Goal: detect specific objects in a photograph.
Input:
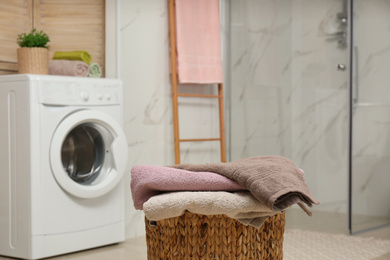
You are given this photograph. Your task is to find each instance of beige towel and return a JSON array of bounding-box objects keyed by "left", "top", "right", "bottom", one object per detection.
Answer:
[
  {"left": 171, "top": 156, "right": 320, "bottom": 216},
  {"left": 49, "top": 60, "right": 90, "bottom": 77},
  {"left": 143, "top": 191, "right": 276, "bottom": 228}
]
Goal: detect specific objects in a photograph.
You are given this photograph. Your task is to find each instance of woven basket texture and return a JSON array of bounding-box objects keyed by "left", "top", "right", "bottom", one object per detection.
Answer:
[
  {"left": 17, "top": 47, "right": 49, "bottom": 75},
  {"left": 145, "top": 211, "right": 286, "bottom": 260}
]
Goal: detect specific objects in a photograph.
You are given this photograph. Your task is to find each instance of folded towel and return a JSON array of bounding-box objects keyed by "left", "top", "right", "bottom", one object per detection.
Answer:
[
  {"left": 49, "top": 60, "right": 90, "bottom": 77},
  {"left": 130, "top": 165, "right": 244, "bottom": 210},
  {"left": 175, "top": 0, "right": 224, "bottom": 83},
  {"left": 88, "top": 62, "right": 102, "bottom": 78},
  {"left": 143, "top": 191, "right": 276, "bottom": 228},
  {"left": 171, "top": 156, "right": 320, "bottom": 216},
  {"left": 53, "top": 51, "right": 92, "bottom": 65}
]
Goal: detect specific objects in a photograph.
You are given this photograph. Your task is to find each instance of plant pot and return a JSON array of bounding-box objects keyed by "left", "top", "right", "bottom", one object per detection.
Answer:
[{"left": 17, "top": 47, "right": 49, "bottom": 75}]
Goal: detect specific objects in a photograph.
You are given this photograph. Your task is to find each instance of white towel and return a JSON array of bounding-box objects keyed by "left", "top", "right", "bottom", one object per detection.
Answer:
[{"left": 143, "top": 191, "right": 277, "bottom": 228}]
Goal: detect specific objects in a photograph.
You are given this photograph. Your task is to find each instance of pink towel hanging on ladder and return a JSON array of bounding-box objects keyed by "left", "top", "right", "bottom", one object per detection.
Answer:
[{"left": 175, "top": 0, "right": 224, "bottom": 84}]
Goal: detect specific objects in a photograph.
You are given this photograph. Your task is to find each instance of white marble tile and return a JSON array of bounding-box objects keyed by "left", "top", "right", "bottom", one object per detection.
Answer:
[
  {"left": 229, "top": 0, "right": 350, "bottom": 217},
  {"left": 119, "top": 0, "right": 223, "bottom": 239},
  {"left": 117, "top": 0, "right": 390, "bottom": 240},
  {"left": 351, "top": 0, "right": 390, "bottom": 219},
  {"left": 228, "top": 0, "right": 390, "bottom": 222}
]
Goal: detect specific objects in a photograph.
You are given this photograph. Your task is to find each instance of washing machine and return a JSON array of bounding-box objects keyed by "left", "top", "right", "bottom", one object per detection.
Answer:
[{"left": 0, "top": 74, "right": 128, "bottom": 259}]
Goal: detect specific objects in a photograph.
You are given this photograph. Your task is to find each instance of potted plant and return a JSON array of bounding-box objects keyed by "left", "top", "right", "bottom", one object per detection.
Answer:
[{"left": 17, "top": 28, "right": 50, "bottom": 74}]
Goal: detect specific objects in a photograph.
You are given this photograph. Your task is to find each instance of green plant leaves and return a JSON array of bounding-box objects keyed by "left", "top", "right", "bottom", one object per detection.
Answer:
[{"left": 17, "top": 28, "right": 50, "bottom": 49}]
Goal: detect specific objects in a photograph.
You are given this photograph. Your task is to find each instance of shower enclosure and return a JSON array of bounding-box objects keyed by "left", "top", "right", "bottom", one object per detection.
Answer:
[{"left": 225, "top": 0, "right": 390, "bottom": 234}]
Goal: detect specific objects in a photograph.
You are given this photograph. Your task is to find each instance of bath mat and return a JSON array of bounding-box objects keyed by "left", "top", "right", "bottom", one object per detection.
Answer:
[{"left": 283, "top": 229, "right": 390, "bottom": 260}]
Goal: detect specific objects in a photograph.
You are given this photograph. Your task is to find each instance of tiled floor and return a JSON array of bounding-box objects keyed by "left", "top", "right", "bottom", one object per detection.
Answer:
[
  {"left": 285, "top": 209, "right": 390, "bottom": 260},
  {"left": 285, "top": 208, "right": 390, "bottom": 238},
  {"left": 1, "top": 210, "right": 389, "bottom": 260}
]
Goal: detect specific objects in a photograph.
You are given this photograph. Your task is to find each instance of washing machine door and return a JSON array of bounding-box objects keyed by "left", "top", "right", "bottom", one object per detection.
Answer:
[{"left": 50, "top": 110, "right": 128, "bottom": 199}]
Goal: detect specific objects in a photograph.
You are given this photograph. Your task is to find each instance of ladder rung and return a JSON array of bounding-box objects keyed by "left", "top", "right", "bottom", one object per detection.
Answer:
[
  {"left": 179, "top": 138, "right": 221, "bottom": 142},
  {"left": 178, "top": 93, "right": 220, "bottom": 98}
]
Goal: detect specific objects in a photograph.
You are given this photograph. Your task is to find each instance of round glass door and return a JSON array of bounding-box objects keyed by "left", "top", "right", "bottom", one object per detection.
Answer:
[
  {"left": 50, "top": 110, "right": 128, "bottom": 199},
  {"left": 61, "top": 123, "right": 108, "bottom": 185}
]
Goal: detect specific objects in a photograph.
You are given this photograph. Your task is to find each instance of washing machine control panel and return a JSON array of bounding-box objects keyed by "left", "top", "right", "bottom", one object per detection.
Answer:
[{"left": 37, "top": 78, "right": 122, "bottom": 106}]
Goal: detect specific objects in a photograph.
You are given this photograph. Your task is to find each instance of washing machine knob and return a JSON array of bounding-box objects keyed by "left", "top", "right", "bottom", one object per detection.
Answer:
[
  {"left": 80, "top": 91, "right": 89, "bottom": 101},
  {"left": 105, "top": 94, "right": 112, "bottom": 101}
]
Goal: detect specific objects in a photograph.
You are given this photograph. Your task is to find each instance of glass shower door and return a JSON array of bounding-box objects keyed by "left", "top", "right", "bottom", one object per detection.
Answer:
[
  {"left": 350, "top": 0, "right": 390, "bottom": 234},
  {"left": 227, "top": 0, "right": 351, "bottom": 234}
]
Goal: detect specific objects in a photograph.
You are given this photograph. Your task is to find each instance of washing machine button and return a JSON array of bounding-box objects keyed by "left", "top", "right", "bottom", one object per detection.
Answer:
[
  {"left": 80, "top": 91, "right": 89, "bottom": 102},
  {"left": 97, "top": 93, "right": 103, "bottom": 100}
]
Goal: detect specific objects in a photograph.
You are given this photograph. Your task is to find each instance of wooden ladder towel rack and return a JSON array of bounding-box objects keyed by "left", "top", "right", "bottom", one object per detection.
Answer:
[{"left": 168, "top": 0, "right": 226, "bottom": 164}]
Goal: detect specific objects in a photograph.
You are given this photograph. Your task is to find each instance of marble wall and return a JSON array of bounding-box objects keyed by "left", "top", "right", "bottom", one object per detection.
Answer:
[
  {"left": 119, "top": 0, "right": 390, "bottom": 238},
  {"left": 228, "top": 0, "right": 390, "bottom": 228},
  {"left": 119, "top": 0, "right": 221, "bottom": 238},
  {"left": 229, "top": 0, "right": 349, "bottom": 215},
  {"left": 229, "top": 0, "right": 293, "bottom": 160},
  {"left": 290, "top": 0, "right": 349, "bottom": 213},
  {"left": 351, "top": 0, "right": 390, "bottom": 220}
]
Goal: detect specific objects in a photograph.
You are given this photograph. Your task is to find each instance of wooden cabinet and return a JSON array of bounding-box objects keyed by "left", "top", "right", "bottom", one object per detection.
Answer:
[{"left": 0, "top": 0, "right": 105, "bottom": 76}]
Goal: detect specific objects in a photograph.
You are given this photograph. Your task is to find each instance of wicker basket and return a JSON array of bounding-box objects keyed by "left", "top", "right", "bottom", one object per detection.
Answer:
[
  {"left": 145, "top": 211, "right": 286, "bottom": 260},
  {"left": 17, "top": 47, "right": 49, "bottom": 75}
]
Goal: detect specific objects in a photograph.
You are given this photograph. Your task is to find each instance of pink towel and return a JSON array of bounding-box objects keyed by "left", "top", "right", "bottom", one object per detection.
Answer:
[
  {"left": 130, "top": 165, "right": 244, "bottom": 210},
  {"left": 175, "top": 0, "right": 224, "bottom": 83}
]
